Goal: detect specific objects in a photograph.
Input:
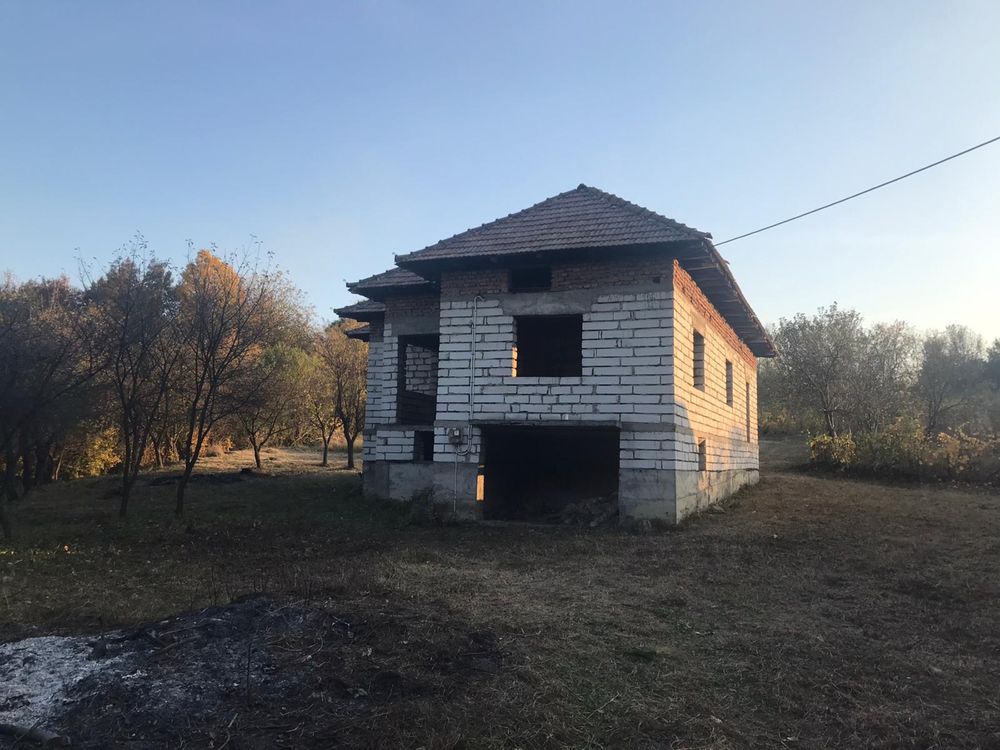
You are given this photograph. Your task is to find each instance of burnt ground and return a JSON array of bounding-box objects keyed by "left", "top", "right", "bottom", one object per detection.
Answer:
[
  {"left": 2, "top": 444, "right": 1000, "bottom": 748},
  {"left": 7, "top": 595, "right": 502, "bottom": 749}
]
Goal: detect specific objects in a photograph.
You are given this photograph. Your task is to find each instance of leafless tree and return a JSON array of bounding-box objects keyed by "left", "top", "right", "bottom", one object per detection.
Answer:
[
  {"left": 318, "top": 321, "right": 367, "bottom": 469},
  {"left": 88, "top": 247, "right": 181, "bottom": 516},
  {"left": 172, "top": 248, "right": 302, "bottom": 516}
]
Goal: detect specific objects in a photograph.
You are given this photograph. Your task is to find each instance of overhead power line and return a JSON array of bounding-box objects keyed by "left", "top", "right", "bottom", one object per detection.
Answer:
[{"left": 715, "top": 134, "right": 1000, "bottom": 246}]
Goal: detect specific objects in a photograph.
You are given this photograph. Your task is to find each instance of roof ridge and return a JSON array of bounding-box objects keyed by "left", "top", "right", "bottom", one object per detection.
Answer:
[
  {"left": 578, "top": 185, "right": 710, "bottom": 240},
  {"left": 395, "top": 186, "right": 584, "bottom": 263}
]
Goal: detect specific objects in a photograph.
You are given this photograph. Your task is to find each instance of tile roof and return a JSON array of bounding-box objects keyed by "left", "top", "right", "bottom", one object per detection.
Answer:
[
  {"left": 395, "top": 184, "right": 708, "bottom": 265},
  {"left": 345, "top": 324, "right": 370, "bottom": 342},
  {"left": 334, "top": 299, "right": 385, "bottom": 320},
  {"left": 346, "top": 267, "right": 434, "bottom": 299}
]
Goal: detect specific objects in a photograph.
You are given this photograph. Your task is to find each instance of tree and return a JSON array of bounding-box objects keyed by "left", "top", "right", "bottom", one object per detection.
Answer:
[
  {"left": 172, "top": 249, "right": 303, "bottom": 516},
  {"left": 0, "top": 276, "right": 103, "bottom": 538},
  {"left": 317, "top": 321, "right": 367, "bottom": 469},
  {"left": 238, "top": 344, "right": 309, "bottom": 469},
  {"left": 769, "top": 305, "right": 866, "bottom": 436},
  {"left": 88, "top": 248, "right": 180, "bottom": 516},
  {"left": 917, "top": 325, "right": 984, "bottom": 434},
  {"left": 850, "top": 322, "right": 919, "bottom": 433},
  {"left": 986, "top": 339, "right": 1000, "bottom": 392},
  {"left": 303, "top": 348, "right": 339, "bottom": 466}
]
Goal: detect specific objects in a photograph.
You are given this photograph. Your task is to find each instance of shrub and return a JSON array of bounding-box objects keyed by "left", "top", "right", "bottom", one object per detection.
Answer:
[
  {"left": 809, "top": 418, "right": 1000, "bottom": 485},
  {"left": 808, "top": 434, "right": 856, "bottom": 469},
  {"left": 60, "top": 422, "right": 121, "bottom": 479},
  {"left": 854, "top": 418, "right": 925, "bottom": 479}
]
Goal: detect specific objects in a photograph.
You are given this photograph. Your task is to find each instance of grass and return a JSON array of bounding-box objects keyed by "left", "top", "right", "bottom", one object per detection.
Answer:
[{"left": 3, "top": 443, "right": 1000, "bottom": 748}]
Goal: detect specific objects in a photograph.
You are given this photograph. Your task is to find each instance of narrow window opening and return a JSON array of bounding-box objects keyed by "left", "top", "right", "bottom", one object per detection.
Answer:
[
  {"left": 697, "top": 439, "right": 707, "bottom": 472},
  {"left": 725, "top": 360, "right": 734, "bottom": 406},
  {"left": 693, "top": 331, "right": 705, "bottom": 390},
  {"left": 513, "top": 315, "right": 582, "bottom": 377},
  {"left": 414, "top": 430, "right": 435, "bottom": 462},
  {"left": 509, "top": 267, "right": 552, "bottom": 293},
  {"left": 745, "top": 382, "right": 752, "bottom": 442}
]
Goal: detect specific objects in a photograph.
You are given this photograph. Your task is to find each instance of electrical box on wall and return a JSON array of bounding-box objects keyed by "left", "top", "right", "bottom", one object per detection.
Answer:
[{"left": 447, "top": 426, "right": 464, "bottom": 445}]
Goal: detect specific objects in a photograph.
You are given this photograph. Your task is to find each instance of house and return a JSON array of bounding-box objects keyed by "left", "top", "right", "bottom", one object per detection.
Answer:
[{"left": 336, "top": 185, "right": 776, "bottom": 524}]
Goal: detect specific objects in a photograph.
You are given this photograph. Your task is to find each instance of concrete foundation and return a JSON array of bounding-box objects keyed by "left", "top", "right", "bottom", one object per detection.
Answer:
[
  {"left": 362, "top": 460, "right": 434, "bottom": 502},
  {"left": 618, "top": 466, "right": 759, "bottom": 524},
  {"left": 362, "top": 459, "right": 481, "bottom": 520},
  {"left": 366, "top": 458, "right": 758, "bottom": 525}
]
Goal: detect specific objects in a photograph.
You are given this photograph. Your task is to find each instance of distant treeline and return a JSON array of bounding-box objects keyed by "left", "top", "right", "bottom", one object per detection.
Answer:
[
  {"left": 0, "top": 239, "right": 366, "bottom": 538},
  {"left": 760, "top": 305, "right": 1000, "bottom": 483}
]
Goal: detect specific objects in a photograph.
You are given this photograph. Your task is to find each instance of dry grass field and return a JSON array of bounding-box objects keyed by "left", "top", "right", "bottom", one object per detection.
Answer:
[{"left": 2, "top": 442, "right": 999, "bottom": 749}]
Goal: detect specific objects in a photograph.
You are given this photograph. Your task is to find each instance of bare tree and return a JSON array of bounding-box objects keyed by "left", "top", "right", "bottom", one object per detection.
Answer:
[
  {"left": 172, "top": 249, "right": 301, "bottom": 516},
  {"left": 318, "top": 321, "right": 367, "bottom": 469},
  {"left": 88, "top": 247, "right": 180, "bottom": 516}
]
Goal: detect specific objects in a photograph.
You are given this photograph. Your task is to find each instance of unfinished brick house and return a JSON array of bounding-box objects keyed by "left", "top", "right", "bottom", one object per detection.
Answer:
[{"left": 337, "top": 185, "right": 776, "bottom": 524}]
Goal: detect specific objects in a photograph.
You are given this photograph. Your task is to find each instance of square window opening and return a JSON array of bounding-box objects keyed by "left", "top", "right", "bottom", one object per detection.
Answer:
[
  {"left": 509, "top": 267, "right": 552, "bottom": 293},
  {"left": 693, "top": 331, "right": 705, "bottom": 390},
  {"left": 513, "top": 315, "right": 582, "bottom": 377},
  {"left": 697, "top": 439, "right": 707, "bottom": 472},
  {"left": 725, "top": 360, "right": 734, "bottom": 406}
]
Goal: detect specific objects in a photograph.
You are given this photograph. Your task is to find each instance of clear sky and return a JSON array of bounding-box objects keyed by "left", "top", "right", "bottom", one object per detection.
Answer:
[{"left": 2, "top": 1, "right": 998, "bottom": 341}]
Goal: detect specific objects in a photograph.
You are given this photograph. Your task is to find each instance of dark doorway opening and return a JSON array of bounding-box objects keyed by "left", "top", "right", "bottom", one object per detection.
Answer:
[{"left": 481, "top": 426, "right": 619, "bottom": 522}]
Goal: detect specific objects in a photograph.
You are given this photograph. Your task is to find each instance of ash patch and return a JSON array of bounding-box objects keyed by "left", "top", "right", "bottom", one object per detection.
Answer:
[
  {"left": 0, "top": 635, "right": 121, "bottom": 731},
  {"left": 0, "top": 596, "right": 503, "bottom": 749}
]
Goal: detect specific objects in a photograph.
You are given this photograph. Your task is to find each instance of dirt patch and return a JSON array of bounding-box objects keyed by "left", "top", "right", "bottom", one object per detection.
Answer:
[
  {"left": 4, "top": 445, "right": 1000, "bottom": 748},
  {"left": 1, "top": 595, "right": 502, "bottom": 749}
]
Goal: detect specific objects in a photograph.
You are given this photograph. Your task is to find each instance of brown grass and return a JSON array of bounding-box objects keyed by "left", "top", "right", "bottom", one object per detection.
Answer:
[{"left": 2, "top": 442, "right": 1000, "bottom": 748}]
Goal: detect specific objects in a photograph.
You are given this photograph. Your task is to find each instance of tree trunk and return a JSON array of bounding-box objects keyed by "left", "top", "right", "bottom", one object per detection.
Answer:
[
  {"left": 35, "top": 441, "right": 53, "bottom": 484},
  {"left": 3, "top": 445, "right": 18, "bottom": 502},
  {"left": 321, "top": 436, "right": 330, "bottom": 467},
  {"left": 119, "top": 473, "right": 134, "bottom": 518},
  {"left": 345, "top": 436, "right": 355, "bottom": 469},
  {"left": 176, "top": 462, "right": 195, "bottom": 517},
  {"left": 20, "top": 441, "right": 34, "bottom": 495},
  {"left": 53, "top": 449, "right": 63, "bottom": 482},
  {"left": 253, "top": 443, "right": 262, "bottom": 469},
  {"left": 0, "top": 502, "right": 11, "bottom": 541}
]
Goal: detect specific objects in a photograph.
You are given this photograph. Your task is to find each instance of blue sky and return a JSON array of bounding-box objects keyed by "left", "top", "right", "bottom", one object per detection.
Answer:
[{"left": 2, "top": 1, "right": 998, "bottom": 341}]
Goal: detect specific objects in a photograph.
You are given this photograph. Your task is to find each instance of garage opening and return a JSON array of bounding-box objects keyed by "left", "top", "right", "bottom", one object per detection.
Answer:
[{"left": 481, "top": 426, "right": 619, "bottom": 523}]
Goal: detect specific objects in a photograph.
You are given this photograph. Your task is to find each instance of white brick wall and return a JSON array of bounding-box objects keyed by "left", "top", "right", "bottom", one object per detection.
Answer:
[
  {"left": 404, "top": 344, "right": 438, "bottom": 396},
  {"left": 363, "top": 258, "right": 759, "bottom": 481},
  {"left": 435, "top": 290, "right": 675, "bottom": 426}
]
